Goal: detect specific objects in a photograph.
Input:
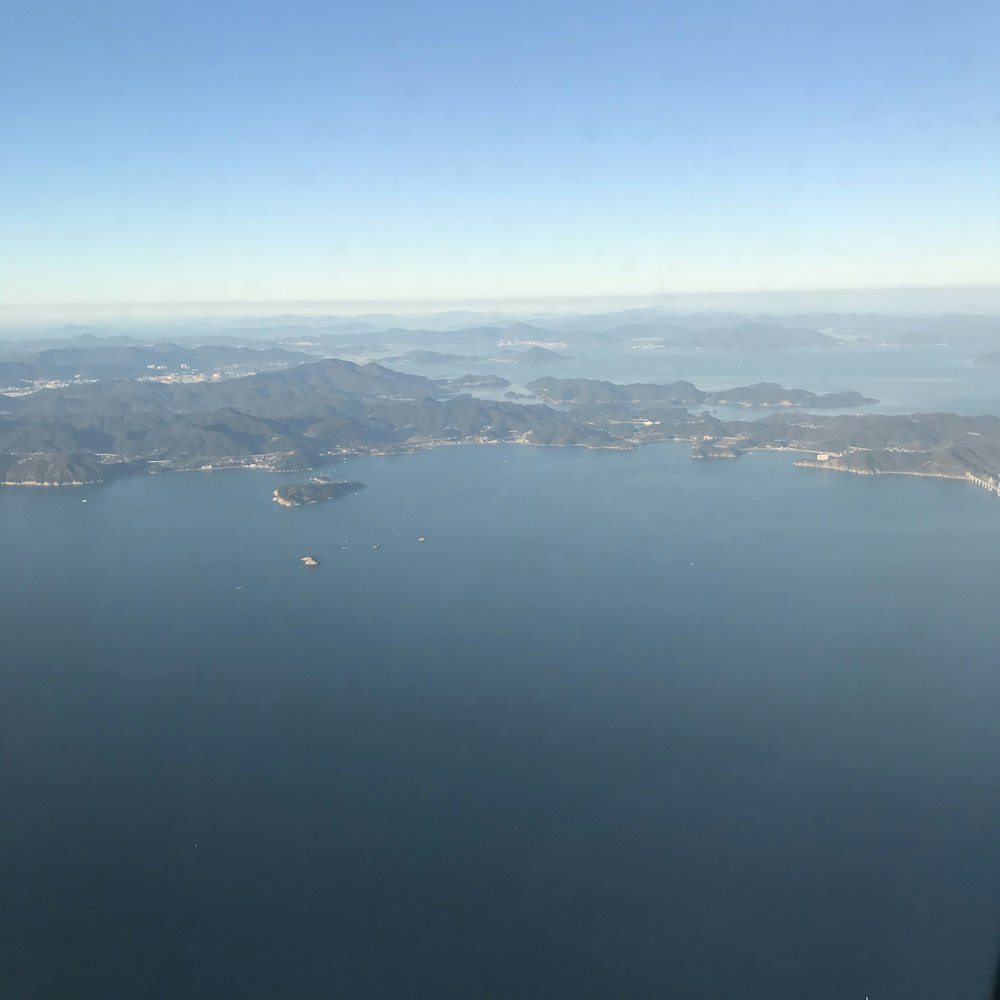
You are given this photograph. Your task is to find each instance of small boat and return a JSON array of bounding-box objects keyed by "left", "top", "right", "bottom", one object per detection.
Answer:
[
  {"left": 417, "top": 536, "right": 427, "bottom": 543},
  {"left": 301, "top": 555, "right": 319, "bottom": 567}
]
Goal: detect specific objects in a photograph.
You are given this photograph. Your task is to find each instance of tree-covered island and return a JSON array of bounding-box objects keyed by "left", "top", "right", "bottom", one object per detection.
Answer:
[{"left": 273, "top": 480, "right": 366, "bottom": 507}]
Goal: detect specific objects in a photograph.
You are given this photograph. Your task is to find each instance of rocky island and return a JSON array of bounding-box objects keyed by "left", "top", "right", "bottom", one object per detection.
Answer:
[{"left": 273, "top": 480, "right": 366, "bottom": 507}]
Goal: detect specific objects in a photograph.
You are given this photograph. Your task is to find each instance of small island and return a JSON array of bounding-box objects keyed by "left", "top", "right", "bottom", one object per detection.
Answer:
[
  {"left": 273, "top": 479, "right": 366, "bottom": 507},
  {"left": 450, "top": 373, "right": 512, "bottom": 389}
]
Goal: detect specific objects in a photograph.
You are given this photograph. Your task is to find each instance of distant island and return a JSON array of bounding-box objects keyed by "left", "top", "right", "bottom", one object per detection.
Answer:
[
  {"left": 380, "top": 350, "right": 486, "bottom": 364},
  {"left": 273, "top": 480, "right": 366, "bottom": 507},
  {"left": 620, "top": 321, "right": 841, "bottom": 352},
  {"left": 493, "top": 346, "right": 573, "bottom": 364},
  {"left": 526, "top": 376, "right": 876, "bottom": 408},
  {"left": 449, "top": 373, "right": 512, "bottom": 389}
]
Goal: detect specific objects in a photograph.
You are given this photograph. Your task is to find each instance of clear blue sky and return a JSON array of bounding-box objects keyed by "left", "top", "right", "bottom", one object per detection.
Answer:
[{"left": 1, "top": 0, "right": 997, "bottom": 306}]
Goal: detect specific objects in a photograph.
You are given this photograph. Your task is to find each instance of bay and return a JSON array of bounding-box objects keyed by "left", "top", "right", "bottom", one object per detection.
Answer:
[{"left": 1, "top": 444, "right": 999, "bottom": 998}]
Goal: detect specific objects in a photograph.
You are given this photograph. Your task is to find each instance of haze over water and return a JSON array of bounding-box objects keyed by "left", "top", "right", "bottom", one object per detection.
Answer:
[
  {"left": 373, "top": 340, "right": 1000, "bottom": 418},
  {"left": 2, "top": 443, "right": 998, "bottom": 998}
]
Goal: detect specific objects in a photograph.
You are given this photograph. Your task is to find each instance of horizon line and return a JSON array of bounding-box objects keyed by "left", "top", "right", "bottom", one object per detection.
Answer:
[{"left": 3, "top": 282, "right": 1000, "bottom": 312}]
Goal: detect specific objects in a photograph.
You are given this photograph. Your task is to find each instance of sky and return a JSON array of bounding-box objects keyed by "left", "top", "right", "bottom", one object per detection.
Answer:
[{"left": 1, "top": 0, "right": 998, "bottom": 308}]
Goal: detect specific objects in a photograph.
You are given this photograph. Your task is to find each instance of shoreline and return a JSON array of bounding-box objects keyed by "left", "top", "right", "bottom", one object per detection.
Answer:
[
  {"left": 0, "top": 437, "right": 637, "bottom": 487},
  {"left": 3, "top": 433, "right": 999, "bottom": 499}
]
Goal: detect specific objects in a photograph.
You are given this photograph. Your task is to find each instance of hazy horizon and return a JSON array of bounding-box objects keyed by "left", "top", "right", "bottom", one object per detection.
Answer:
[{"left": 3, "top": 284, "right": 1000, "bottom": 330}]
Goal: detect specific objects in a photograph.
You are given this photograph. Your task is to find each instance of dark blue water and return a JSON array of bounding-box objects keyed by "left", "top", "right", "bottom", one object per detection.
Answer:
[{"left": 2, "top": 445, "right": 999, "bottom": 999}]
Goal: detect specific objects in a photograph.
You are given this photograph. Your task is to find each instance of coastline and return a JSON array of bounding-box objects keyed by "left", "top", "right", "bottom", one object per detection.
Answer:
[
  {"left": 791, "top": 459, "right": 967, "bottom": 481},
  {"left": 3, "top": 426, "right": 999, "bottom": 500}
]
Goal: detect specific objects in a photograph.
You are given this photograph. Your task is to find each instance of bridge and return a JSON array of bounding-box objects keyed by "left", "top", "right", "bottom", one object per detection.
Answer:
[{"left": 966, "top": 472, "right": 1000, "bottom": 497}]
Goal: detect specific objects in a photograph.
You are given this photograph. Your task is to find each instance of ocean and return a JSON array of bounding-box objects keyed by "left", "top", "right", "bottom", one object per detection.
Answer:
[
  {"left": 1, "top": 443, "right": 999, "bottom": 998},
  {"left": 364, "top": 340, "right": 1000, "bottom": 417}
]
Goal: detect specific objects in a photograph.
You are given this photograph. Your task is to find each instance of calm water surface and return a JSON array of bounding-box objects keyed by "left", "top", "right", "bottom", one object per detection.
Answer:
[
  {"left": 374, "top": 342, "right": 1000, "bottom": 416},
  {"left": 2, "top": 444, "right": 999, "bottom": 998}
]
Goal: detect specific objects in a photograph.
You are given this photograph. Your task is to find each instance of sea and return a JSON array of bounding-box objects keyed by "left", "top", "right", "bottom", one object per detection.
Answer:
[
  {"left": 2, "top": 439, "right": 999, "bottom": 999},
  {"left": 361, "top": 339, "right": 1000, "bottom": 417}
]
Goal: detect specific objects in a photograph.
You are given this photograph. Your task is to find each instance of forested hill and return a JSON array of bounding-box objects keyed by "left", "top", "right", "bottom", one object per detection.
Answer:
[{"left": 0, "top": 359, "right": 620, "bottom": 484}]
